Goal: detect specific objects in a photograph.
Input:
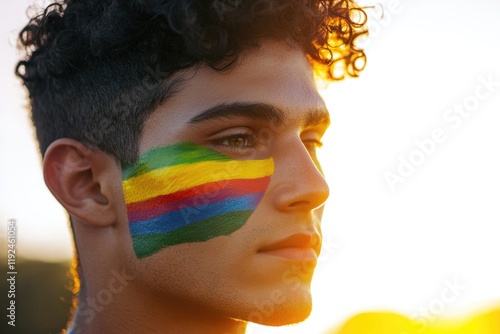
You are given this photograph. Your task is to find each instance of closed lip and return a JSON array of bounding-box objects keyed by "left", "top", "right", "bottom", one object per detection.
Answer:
[{"left": 258, "top": 233, "right": 321, "bottom": 261}]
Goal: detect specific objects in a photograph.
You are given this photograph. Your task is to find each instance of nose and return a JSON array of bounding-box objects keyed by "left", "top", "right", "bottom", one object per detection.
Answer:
[{"left": 270, "top": 139, "right": 330, "bottom": 212}]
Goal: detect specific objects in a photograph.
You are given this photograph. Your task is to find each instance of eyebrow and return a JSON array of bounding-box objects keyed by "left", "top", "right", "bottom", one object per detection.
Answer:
[
  {"left": 188, "top": 102, "right": 330, "bottom": 128},
  {"left": 303, "top": 107, "right": 331, "bottom": 128}
]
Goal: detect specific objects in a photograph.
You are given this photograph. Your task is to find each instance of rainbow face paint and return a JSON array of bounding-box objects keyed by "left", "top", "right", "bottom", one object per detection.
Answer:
[{"left": 122, "top": 142, "right": 274, "bottom": 258}]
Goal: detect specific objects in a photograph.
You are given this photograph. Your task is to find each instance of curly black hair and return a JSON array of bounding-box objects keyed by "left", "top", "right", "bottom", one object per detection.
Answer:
[{"left": 16, "top": 0, "right": 368, "bottom": 164}]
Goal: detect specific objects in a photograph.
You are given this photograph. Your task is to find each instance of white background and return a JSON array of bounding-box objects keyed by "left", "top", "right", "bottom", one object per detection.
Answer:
[{"left": 1, "top": 1, "right": 499, "bottom": 333}]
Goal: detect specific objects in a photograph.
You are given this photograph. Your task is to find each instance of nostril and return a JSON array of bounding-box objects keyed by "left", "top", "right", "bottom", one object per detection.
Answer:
[{"left": 288, "top": 200, "right": 309, "bottom": 208}]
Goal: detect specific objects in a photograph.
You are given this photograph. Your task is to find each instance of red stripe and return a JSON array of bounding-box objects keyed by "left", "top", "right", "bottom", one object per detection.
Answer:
[{"left": 126, "top": 176, "right": 271, "bottom": 215}]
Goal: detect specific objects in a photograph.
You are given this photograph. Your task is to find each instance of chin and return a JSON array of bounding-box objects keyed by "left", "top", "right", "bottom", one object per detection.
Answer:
[
  {"left": 256, "top": 299, "right": 313, "bottom": 326},
  {"left": 242, "top": 285, "right": 313, "bottom": 326}
]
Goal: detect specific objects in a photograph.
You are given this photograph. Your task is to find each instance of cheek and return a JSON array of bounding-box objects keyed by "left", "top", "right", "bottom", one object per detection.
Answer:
[{"left": 121, "top": 142, "right": 274, "bottom": 258}]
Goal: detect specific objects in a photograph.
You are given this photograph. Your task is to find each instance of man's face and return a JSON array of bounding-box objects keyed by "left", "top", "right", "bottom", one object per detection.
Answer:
[{"left": 125, "top": 40, "right": 330, "bottom": 325}]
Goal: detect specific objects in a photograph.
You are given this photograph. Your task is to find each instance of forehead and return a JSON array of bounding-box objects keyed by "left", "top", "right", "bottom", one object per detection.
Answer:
[{"left": 141, "top": 40, "right": 327, "bottom": 149}]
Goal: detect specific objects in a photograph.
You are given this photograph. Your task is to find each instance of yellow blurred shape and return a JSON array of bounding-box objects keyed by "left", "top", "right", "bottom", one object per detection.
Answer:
[
  {"left": 328, "top": 308, "right": 500, "bottom": 334},
  {"left": 430, "top": 308, "right": 500, "bottom": 334},
  {"left": 329, "top": 312, "right": 420, "bottom": 334}
]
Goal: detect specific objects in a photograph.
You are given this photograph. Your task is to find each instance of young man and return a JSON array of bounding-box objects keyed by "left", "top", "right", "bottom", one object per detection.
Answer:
[{"left": 16, "top": 0, "right": 367, "bottom": 333}]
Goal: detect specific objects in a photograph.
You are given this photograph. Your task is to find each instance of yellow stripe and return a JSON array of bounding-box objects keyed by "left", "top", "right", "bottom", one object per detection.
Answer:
[{"left": 123, "top": 158, "right": 274, "bottom": 204}]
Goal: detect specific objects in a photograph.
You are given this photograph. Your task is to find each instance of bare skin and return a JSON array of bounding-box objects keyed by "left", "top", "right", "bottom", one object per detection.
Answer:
[{"left": 44, "top": 39, "right": 330, "bottom": 334}]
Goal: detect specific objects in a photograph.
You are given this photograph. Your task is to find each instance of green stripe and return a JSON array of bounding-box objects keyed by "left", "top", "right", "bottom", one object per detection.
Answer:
[
  {"left": 132, "top": 210, "right": 253, "bottom": 258},
  {"left": 122, "top": 142, "right": 231, "bottom": 180}
]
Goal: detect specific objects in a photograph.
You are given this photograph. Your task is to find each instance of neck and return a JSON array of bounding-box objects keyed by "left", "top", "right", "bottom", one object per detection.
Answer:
[{"left": 68, "top": 280, "right": 248, "bottom": 334}]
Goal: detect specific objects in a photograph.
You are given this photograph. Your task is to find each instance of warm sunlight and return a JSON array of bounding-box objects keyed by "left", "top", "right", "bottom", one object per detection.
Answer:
[{"left": 1, "top": 0, "right": 499, "bottom": 333}]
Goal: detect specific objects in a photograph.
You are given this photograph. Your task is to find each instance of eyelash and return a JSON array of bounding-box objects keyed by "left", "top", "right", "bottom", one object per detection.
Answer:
[
  {"left": 302, "top": 139, "right": 324, "bottom": 151},
  {"left": 213, "top": 133, "right": 323, "bottom": 157},
  {"left": 211, "top": 133, "right": 257, "bottom": 151}
]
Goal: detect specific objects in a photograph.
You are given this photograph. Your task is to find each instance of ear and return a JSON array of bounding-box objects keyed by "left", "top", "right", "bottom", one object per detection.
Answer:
[{"left": 43, "top": 138, "right": 120, "bottom": 227}]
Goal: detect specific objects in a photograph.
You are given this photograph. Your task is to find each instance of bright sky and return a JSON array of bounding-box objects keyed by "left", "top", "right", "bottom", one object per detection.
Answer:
[{"left": 1, "top": 1, "right": 499, "bottom": 333}]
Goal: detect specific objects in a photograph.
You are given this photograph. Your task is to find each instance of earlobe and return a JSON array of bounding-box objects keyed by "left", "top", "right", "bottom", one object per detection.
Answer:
[{"left": 43, "top": 138, "right": 118, "bottom": 227}]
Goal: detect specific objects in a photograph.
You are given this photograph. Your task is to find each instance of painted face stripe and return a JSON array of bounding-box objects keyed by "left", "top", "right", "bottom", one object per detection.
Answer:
[
  {"left": 122, "top": 142, "right": 231, "bottom": 180},
  {"left": 122, "top": 142, "right": 275, "bottom": 258},
  {"left": 126, "top": 176, "right": 271, "bottom": 220},
  {"left": 132, "top": 210, "right": 254, "bottom": 258},
  {"left": 129, "top": 192, "right": 263, "bottom": 236},
  {"left": 123, "top": 158, "right": 274, "bottom": 204}
]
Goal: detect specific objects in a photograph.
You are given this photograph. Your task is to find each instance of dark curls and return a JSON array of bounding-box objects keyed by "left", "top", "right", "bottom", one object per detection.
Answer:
[{"left": 16, "top": 0, "right": 368, "bottom": 163}]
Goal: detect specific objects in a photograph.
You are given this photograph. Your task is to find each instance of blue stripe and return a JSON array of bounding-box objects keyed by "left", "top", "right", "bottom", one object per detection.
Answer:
[{"left": 129, "top": 193, "right": 263, "bottom": 236}]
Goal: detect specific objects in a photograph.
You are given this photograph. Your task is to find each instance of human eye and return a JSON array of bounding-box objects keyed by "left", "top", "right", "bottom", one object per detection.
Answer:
[
  {"left": 209, "top": 128, "right": 258, "bottom": 155},
  {"left": 216, "top": 134, "right": 255, "bottom": 149},
  {"left": 301, "top": 136, "right": 324, "bottom": 174},
  {"left": 301, "top": 128, "right": 324, "bottom": 156},
  {"left": 302, "top": 138, "right": 324, "bottom": 154}
]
